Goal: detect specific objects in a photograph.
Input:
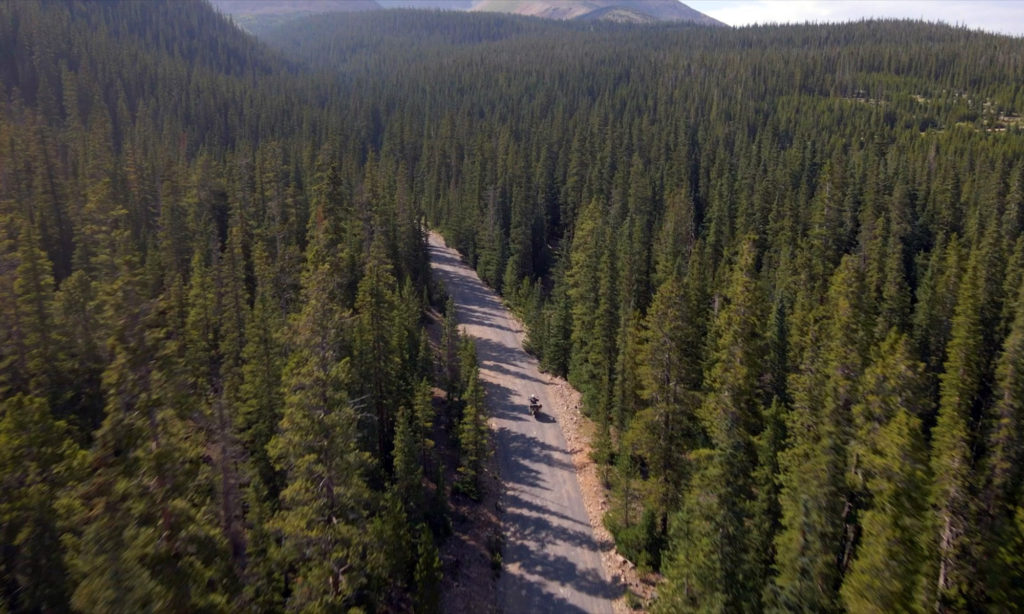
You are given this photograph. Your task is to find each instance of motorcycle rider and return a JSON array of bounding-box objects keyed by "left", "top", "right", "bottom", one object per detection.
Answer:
[{"left": 528, "top": 394, "right": 541, "bottom": 415}]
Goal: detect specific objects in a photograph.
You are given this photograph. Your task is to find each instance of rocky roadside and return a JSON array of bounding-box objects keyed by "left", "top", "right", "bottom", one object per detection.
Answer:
[{"left": 544, "top": 376, "right": 660, "bottom": 613}]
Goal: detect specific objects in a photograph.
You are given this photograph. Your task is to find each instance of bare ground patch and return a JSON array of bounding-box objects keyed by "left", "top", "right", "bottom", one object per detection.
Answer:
[{"left": 424, "top": 306, "right": 502, "bottom": 614}]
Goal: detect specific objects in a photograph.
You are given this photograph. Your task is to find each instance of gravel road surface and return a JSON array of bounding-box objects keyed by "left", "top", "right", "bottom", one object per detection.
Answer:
[{"left": 428, "top": 232, "right": 617, "bottom": 614}]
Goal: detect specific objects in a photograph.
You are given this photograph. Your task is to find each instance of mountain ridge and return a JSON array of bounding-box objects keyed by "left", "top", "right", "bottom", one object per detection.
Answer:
[
  {"left": 469, "top": 0, "right": 723, "bottom": 25},
  {"left": 211, "top": 0, "right": 382, "bottom": 16},
  {"left": 211, "top": 0, "right": 723, "bottom": 27}
]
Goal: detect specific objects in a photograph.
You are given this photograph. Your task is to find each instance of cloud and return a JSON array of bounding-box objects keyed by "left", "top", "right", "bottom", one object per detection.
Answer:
[{"left": 685, "top": 1, "right": 1024, "bottom": 36}]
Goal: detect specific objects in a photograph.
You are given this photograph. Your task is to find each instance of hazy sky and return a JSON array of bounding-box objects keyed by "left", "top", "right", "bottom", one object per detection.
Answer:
[{"left": 686, "top": 1, "right": 1024, "bottom": 36}]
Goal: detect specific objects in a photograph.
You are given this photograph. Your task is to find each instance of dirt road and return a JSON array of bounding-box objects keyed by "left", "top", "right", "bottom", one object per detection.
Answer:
[{"left": 428, "top": 233, "right": 617, "bottom": 614}]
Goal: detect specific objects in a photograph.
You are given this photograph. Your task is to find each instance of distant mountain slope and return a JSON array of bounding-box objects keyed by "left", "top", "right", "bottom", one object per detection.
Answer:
[
  {"left": 469, "top": 0, "right": 723, "bottom": 24},
  {"left": 211, "top": 0, "right": 383, "bottom": 35},
  {"left": 210, "top": 0, "right": 382, "bottom": 16},
  {"left": 212, "top": 0, "right": 721, "bottom": 31},
  {"left": 378, "top": 0, "right": 475, "bottom": 8}
]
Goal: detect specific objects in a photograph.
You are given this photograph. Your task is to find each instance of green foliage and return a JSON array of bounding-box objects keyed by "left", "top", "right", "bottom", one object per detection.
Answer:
[
  {"left": 0, "top": 395, "right": 79, "bottom": 611},
  {"left": 654, "top": 450, "right": 727, "bottom": 613},
  {"left": 924, "top": 253, "right": 991, "bottom": 611},
  {"left": 393, "top": 404, "right": 426, "bottom": 513},
  {"left": 539, "top": 263, "right": 573, "bottom": 377},
  {"left": 456, "top": 364, "right": 488, "bottom": 501},
  {"left": 374, "top": 491, "right": 415, "bottom": 595},
  {"left": 841, "top": 333, "right": 930, "bottom": 613},
  {"left": 414, "top": 524, "right": 443, "bottom": 614},
  {"left": 4, "top": 0, "right": 1024, "bottom": 609},
  {"left": 687, "top": 238, "right": 769, "bottom": 610},
  {"left": 441, "top": 297, "right": 461, "bottom": 401},
  {"left": 353, "top": 236, "right": 402, "bottom": 463},
  {"left": 269, "top": 226, "right": 379, "bottom": 610},
  {"left": 992, "top": 506, "right": 1024, "bottom": 610},
  {"left": 770, "top": 255, "right": 874, "bottom": 612},
  {"left": 240, "top": 241, "right": 286, "bottom": 501},
  {"left": 0, "top": 3, "right": 462, "bottom": 609},
  {"left": 607, "top": 504, "right": 663, "bottom": 574},
  {"left": 64, "top": 316, "right": 237, "bottom": 613},
  {"left": 986, "top": 283, "right": 1024, "bottom": 601},
  {"left": 487, "top": 530, "right": 504, "bottom": 576}
]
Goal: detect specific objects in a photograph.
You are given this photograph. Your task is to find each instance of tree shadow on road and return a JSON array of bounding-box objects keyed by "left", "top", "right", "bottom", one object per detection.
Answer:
[
  {"left": 493, "top": 426, "right": 578, "bottom": 481},
  {"left": 456, "top": 302, "right": 520, "bottom": 335},
  {"left": 499, "top": 491, "right": 623, "bottom": 610},
  {"left": 480, "top": 360, "right": 549, "bottom": 387},
  {"left": 503, "top": 490, "right": 595, "bottom": 536},
  {"left": 480, "top": 379, "right": 531, "bottom": 424}
]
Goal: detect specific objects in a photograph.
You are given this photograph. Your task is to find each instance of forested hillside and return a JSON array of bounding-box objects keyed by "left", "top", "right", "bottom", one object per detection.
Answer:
[
  {"left": 4, "top": 1, "right": 1024, "bottom": 611},
  {"left": 0, "top": 1, "right": 481, "bottom": 611},
  {"left": 263, "top": 11, "right": 1024, "bottom": 611}
]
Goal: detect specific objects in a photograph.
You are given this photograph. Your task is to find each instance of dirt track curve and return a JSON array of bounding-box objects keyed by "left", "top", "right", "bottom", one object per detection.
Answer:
[{"left": 428, "top": 232, "right": 617, "bottom": 614}]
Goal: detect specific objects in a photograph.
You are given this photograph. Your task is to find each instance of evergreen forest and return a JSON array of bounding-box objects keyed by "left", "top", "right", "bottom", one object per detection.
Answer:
[{"left": 2, "top": 1, "right": 1024, "bottom": 611}]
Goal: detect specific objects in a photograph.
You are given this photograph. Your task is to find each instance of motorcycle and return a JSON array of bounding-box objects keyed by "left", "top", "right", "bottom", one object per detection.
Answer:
[{"left": 528, "top": 396, "right": 541, "bottom": 417}]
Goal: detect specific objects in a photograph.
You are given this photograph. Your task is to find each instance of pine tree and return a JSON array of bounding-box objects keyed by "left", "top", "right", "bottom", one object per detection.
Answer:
[
  {"left": 393, "top": 403, "right": 425, "bottom": 513},
  {"left": 983, "top": 281, "right": 1024, "bottom": 604},
  {"left": 65, "top": 285, "right": 234, "bottom": 613},
  {"left": 52, "top": 269, "right": 105, "bottom": 432},
  {"left": 0, "top": 215, "right": 22, "bottom": 399},
  {"left": 353, "top": 235, "right": 401, "bottom": 464},
  {"left": 441, "top": 297, "right": 461, "bottom": 402},
  {"left": 841, "top": 333, "right": 930, "bottom": 614},
  {"left": 750, "top": 396, "right": 786, "bottom": 601},
  {"left": 618, "top": 270, "right": 704, "bottom": 566},
  {"left": 184, "top": 236, "right": 249, "bottom": 576},
  {"left": 654, "top": 450, "right": 727, "bottom": 613},
  {"left": 413, "top": 524, "right": 443, "bottom": 614},
  {"left": 911, "top": 236, "right": 964, "bottom": 397},
  {"left": 924, "top": 253, "right": 989, "bottom": 612},
  {"left": 610, "top": 311, "right": 643, "bottom": 432},
  {"left": 238, "top": 483, "right": 285, "bottom": 612},
  {"left": 651, "top": 186, "right": 696, "bottom": 288},
  {"left": 772, "top": 254, "right": 871, "bottom": 613},
  {"left": 567, "top": 198, "right": 603, "bottom": 396},
  {"left": 587, "top": 222, "right": 620, "bottom": 426},
  {"left": 696, "top": 237, "right": 769, "bottom": 610},
  {"left": 456, "top": 367, "right": 488, "bottom": 501},
  {"left": 373, "top": 490, "right": 415, "bottom": 598},
  {"left": 395, "top": 277, "right": 425, "bottom": 394},
  {"left": 0, "top": 394, "right": 78, "bottom": 611},
  {"left": 184, "top": 252, "right": 218, "bottom": 393},
  {"left": 874, "top": 208, "right": 913, "bottom": 341},
  {"left": 239, "top": 241, "right": 285, "bottom": 502},
  {"left": 992, "top": 505, "right": 1024, "bottom": 610},
  {"left": 606, "top": 435, "right": 644, "bottom": 565},
  {"left": 269, "top": 209, "right": 377, "bottom": 610},
  {"left": 414, "top": 378, "right": 437, "bottom": 467},
  {"left": 417, "top": 328, "right": 434, "bottom": 384},
  {"left": 541, "top": 261, "right": 572, "bottom": 377},
  {"left": 476, "top": 187, "right": 508, "bottom": 291},
  {"left": 72, "top": 93, "right": 121, "bottom": 282},
  {"left": 11, "top": 218, "right": 60, "bottom": 400}
]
